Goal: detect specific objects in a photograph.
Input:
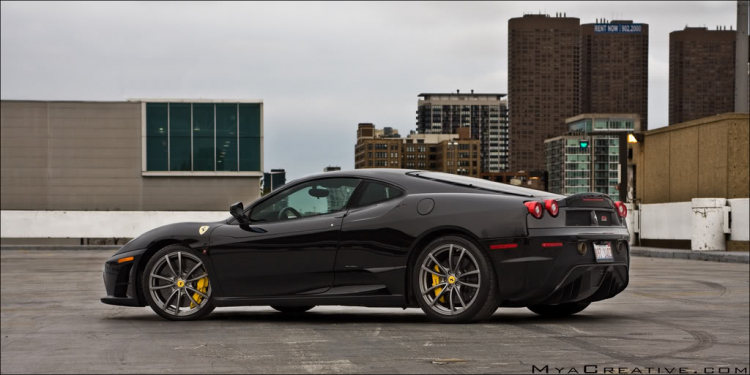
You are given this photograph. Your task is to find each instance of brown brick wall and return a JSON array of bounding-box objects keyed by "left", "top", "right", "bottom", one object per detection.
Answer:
[{"left": 636, "top": 113, "right": 749, "bottom": 204}]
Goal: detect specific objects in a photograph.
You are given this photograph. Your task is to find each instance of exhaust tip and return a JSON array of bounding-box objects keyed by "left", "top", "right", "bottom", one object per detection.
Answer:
[
  {"left": 577, "top": 242, "right": 588, "bottom": 256},
  {"left": 617, "top": 241, "right": 627, "bottom": 254}
]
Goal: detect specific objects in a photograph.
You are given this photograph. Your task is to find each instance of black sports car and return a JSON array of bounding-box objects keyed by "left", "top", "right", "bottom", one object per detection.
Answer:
[{"left": 102, "top": 169, "right": 630, "bottom": 323}]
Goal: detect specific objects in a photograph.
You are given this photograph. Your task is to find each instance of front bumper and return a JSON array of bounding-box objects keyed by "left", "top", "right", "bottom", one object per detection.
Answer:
[
  {"left": 101, "top": 249, "right": 147, "bottom": 307},
  {"left": 487, "top": 228, "right": 630, "bottom": 307}
]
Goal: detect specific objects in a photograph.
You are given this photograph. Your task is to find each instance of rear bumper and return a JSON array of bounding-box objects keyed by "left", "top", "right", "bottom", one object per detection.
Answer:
[
  {"left": 487, "top": 227, "right": 630, "bottom": 307},
  {"left": 101, "top": 249, "right": 147, "bottom": 307}
]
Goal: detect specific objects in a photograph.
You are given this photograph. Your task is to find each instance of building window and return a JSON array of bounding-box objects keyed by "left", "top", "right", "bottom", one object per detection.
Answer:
[
  {"left": 145, "top": 102, "right": 261, "bottom": 173},
  {"left": 215, "top": 104, "right": 237, "bottom": 171},
  {"left": 146, "top": 103, "right": 168, "bottom": 171},
  {"left": 169, "top": 103, "right": 191, "bottom": 171}
]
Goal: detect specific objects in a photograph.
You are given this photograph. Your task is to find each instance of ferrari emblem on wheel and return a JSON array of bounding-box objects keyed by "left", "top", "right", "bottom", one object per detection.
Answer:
[{"left": 198, "top": 226, "right": 209, "bottom": 235}]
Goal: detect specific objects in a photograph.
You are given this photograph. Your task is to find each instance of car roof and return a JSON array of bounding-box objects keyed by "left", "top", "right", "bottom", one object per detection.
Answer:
[
  {"left": 288, "top": 169, "right": 551, "bottom": 197},
  {"left": 291, "top": 168, "right": 417, "bottom": 185}
]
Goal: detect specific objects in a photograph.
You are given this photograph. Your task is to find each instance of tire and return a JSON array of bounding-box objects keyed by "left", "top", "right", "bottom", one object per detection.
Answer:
[
  {"left": 271, "top": 306, "right": 315, "bottom": 314},
  {"left": 528, "top": 301, "right": 591, "bottom": 318},
  {"left": 142, "top": 244, "right": 215, "bottom": 321},
  {"left": 412, "top": 235, "right": 499, "bottom": 323}
]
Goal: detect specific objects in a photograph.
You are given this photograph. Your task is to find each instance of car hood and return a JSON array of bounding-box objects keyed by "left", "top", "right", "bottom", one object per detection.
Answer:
[{"left": 113, "top": 220, "right": 226, "bottom": 256}]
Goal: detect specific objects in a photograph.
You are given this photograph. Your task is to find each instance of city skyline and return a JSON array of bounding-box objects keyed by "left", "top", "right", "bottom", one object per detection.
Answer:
[{"left": 0, "top": 1, "right": 739, "bottom": 180}]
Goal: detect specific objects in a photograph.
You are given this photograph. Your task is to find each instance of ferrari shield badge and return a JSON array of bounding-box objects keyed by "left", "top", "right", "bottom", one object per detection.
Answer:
[{"left": 199, "top": 225, "right": 209, "bottom": 235}]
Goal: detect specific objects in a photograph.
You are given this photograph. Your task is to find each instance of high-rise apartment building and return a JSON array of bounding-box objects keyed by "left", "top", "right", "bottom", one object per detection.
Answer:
[
  {"left": 416, "top": 93, "right": 509, "bottom": 173},
  {"left": 736, "top": 1, "right": 749, "bottom": 113},
  {"left": 669, "top": 27, "right": 737, "bottom": 125},
  {"left": 545, "top": 114, "right": 640, "bottom": 201},
  {"left": 508, "top": 14, "right": 580, "bottom": 173},
  {"left": 580, "top": 21, "right": 649, "bottom": 130},
  {"left": 355, "top": 124, "right": 481, "bottom": 177}
]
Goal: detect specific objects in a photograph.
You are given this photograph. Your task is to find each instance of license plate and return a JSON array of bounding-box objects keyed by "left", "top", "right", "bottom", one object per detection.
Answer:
[{"left": 594, "top": 242, "right": 614, "bottom": 262}]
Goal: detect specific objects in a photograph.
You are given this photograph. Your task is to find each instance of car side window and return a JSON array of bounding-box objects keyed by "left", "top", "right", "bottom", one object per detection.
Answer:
[
  {"left": 353, "top": 181, "right": 404, "bottom": 208},
  {"left": 249, "top": 178, "right": 361, "bottom": 223}
]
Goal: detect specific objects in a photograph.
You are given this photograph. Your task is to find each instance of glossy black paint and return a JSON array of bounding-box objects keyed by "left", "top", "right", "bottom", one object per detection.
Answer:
[
  {"left": 101, "top": 169, "right": 630, "bottom": 310},
  {"left": 209, "top": 212, "right": 342, "bottom": 297}
]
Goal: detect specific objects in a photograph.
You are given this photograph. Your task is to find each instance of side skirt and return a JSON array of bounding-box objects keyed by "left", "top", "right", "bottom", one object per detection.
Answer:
[{"left": 212, "top": 295, "right": 406, "bottom": 308}]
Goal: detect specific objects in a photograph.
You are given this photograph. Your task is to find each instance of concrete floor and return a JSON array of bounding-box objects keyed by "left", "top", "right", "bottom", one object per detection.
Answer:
[{"left": 1, "top": 250, "right": 748, "bottom": 374}]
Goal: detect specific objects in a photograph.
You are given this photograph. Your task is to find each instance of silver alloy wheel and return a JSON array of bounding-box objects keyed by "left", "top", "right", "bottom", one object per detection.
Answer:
[
  {"left": 418, "top": 244, "right": 481, "bottom": 316},
  {"left": 149, "top": 251, "right": 211, "bottom": 317}
]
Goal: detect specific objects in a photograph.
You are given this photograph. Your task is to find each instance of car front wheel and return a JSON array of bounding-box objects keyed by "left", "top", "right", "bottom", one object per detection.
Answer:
[
  {"left": 413, "top": 235, "right": 499, "bottom": 323},
  {"left": 142, "top": 244, "right": 215, "bottom": 321}
]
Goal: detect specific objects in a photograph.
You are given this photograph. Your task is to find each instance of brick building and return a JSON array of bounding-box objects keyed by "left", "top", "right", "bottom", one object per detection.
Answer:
[
  {"left": 669, "top": 27, "right": 738, "bottom": 125},
  {"left": 354, "top": 124, "right": 481, "bottom": 177},
  {"left": 416, "top": 92, "right": 509, "bottom": 173},
  {"left": 508, "top": 14, "right": 580, "bottom": 173},
  {"left": 580, "top": 21, "right": 649, "bottom": 130}
]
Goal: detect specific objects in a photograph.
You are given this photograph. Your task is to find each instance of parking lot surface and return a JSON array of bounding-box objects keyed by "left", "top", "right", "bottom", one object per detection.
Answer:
[{"left": 1, "top": 250, "right": 748, "bottom": 374}]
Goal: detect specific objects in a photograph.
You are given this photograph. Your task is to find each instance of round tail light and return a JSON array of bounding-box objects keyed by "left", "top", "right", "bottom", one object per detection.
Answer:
[
  {"left": 614, "top": 201, "right": 627, "bottom": 218},
  {"left": 524, "top": 201, "right": 544, "bottom": 219},
  {"left": 544, "top": 199, "right": 559, "bottom": 217}
]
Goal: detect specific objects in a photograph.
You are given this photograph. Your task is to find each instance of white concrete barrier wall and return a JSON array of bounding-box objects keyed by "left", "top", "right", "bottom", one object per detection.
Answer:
[
  {"left": 639, "top": 202, "right": 693, "bottom": 240},
  {"left": 728, "top": 198, "right": 750, "bottom": 241},
  {"left": 1, "top": 199, "right": 748, "bottom": 241},
  {"left": 0, "top": 211, "right": 229, "bottom": 238},
  {"left": 636, "top": 199, "right": 748, "bottom": 244}
]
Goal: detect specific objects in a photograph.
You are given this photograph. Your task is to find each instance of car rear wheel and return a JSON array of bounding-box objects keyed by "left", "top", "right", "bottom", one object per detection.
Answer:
[
  {"left": 142, "top": 244, "right": 215, "bottom": 321},
  {"left": 271, "top": 306, "right": 314, "bottom": 314},
  {"left": 413, "top": 235, "right": 499, "bottom": 323},
  {"left": 527, "top": 301, "right": 590, "bottom": 318}
]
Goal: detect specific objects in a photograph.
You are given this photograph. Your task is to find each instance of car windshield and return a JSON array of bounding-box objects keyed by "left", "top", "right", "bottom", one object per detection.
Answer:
[{"left": 406, "top": 171, "right": 555, "bottom": 197}]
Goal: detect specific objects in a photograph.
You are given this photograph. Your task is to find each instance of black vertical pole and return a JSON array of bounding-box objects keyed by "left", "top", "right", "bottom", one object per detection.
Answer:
[{"left": 619, "top": 133, "right": 628, "bottom": 202}]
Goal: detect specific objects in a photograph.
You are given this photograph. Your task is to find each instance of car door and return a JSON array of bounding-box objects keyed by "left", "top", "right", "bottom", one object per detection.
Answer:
[
  {"left": 335, "top": 180, "right": 409, "bottom": 293},
  {"left": 209, "top": 177, "right": 361, "bottom": 297}
]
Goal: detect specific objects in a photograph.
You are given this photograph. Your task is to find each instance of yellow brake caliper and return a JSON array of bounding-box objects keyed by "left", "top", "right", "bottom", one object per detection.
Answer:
[
  {"left": 190, "top": 276, "right": 209, "bottom": 309},
  {"left": 431, "top": 265, "right": 446, "bottom": 303}
]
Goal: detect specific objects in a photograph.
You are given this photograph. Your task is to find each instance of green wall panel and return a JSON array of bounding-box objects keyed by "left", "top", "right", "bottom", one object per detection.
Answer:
[
  {"left": 146, "top": 103, "right": 168, "bottom": 171},
  {"left": 169, "top": 103, "right": 191, "bottom": 171},
  {"left": 215, "top": 104, "right": 238, "bottom": 171},
  {"left": 193, "top": 103, "right": 214, "bottom": 171},
  {"left": 239, "top": 103, "right": 261, "bottom": 171}
]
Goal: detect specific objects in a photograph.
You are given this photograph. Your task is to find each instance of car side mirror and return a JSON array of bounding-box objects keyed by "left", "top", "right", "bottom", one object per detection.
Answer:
[{"left": 229, "top": 202, "right": 249, "bottom": 225}]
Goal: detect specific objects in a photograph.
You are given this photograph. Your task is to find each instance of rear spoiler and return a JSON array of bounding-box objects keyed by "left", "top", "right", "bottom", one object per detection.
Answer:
[{"left": 561, "top": 193, "right": 616, "bottom": 209}]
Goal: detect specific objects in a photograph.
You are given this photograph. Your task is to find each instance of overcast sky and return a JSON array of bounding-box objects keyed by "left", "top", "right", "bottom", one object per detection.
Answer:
[{"left": 0, "top": 1, "right": 739, "bottom": 180}]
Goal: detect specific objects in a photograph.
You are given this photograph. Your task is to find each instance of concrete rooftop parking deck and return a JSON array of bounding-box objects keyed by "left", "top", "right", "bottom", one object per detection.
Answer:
[{"left": 1, "top": 250, "right": 748, "bottom": 374}]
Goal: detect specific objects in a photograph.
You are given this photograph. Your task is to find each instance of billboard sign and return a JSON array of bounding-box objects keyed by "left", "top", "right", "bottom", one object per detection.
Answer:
[{"left": 594, "top": 23, "right": 643, "bottom": 33}]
